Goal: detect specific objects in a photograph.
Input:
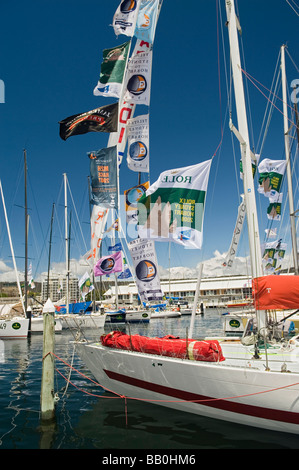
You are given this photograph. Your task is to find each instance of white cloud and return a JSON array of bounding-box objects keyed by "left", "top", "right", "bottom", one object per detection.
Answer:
[{"left": 159, "top": 250, "right": 293, "bottom": 279}]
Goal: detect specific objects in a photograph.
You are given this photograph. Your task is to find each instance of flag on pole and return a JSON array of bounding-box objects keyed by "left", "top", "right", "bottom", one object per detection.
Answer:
[
  {"left": 258, "top": 159, "right": 286, "bottom": 197},
  {"left": 127, "top": 114, "right": 149, "bottom": 172},
  {"left": 267, "top": 193, "right": 283, "bottom": 220},
  {"left": 123, "top": 49, "right": 152, "bottom": 105},
  {"left": 59, "top": 103, "right": 118, "bottom": 140},
  {"left": 125, "top": 181, "right": 149, "bottom": 225},
  {"left": 28, "top": 263, "right": 35, "bottom": 289},
  {"left": 93, "top": 41, "right": 130, "bottom": 98},
  {"left": 118, "top": 267, "right": 132, "bottom": 279},
  {"left": 108, "top": 242, "right": 122, "bottom": 252},
  {"left": 113, "top": 0, "right": 141, "bottom": 37},
  {"left": 89, "top": 205, "right": 109, "bottom": 261},
  {"left": 135, "top": 0, "right": 159, "bottom": 43},
  {"left": 78, "top": 272, "right": 94, "bottom": 300},
  {"left": 128, "top": 238, "right": 163, "bottom": 302},
  {"left": 94, "top": 252, "right": 123, "bottom": 277},
  {"left": 137, "top": 160, "right": 212, "bottom": 249},
  {"left": 89, "top": 146, "right": 118, "bottom": 208}
]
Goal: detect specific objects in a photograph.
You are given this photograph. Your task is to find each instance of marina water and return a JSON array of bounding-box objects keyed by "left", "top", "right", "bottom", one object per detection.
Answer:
[{"left": 1, "top": 309, "right": 298, "bottom": 450}]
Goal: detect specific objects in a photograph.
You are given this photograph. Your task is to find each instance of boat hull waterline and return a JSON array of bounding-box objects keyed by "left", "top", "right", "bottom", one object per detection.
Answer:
[
  {"left": 76, "top": 341, "right": 299, "bottom": 434},
  {"left": 0, "top": 318, "right": 29, "bottom": 339}
]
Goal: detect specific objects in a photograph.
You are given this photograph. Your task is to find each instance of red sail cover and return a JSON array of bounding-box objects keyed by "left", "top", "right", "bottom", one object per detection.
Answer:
[
  {"left": 252, "top": 275, "right": 299, "bottom": 310},
  {"left": 101, "top": 331, "right": 225, "bottom": 362}
]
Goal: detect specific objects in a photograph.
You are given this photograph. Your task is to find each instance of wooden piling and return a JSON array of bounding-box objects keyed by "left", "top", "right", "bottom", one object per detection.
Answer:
[{"left": 40, "top": 298, "right": 56, "bottom": 422}]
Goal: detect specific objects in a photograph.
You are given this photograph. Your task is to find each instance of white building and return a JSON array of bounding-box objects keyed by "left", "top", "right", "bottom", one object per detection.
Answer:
[
  {"left": 104, "top": 274, "right": 252, "bottom": 307},
  {"left": 41, "top": 275, "right": 79, "bottom": 303}
]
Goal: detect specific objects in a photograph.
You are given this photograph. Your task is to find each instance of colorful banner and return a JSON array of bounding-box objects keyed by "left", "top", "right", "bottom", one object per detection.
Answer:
[
  {"left": 78, "top": 271, "right": 94, "bottom": 300},
  {"left": 267, "top": 193, "right": 283, "bottom": 221},
  {"left": 88, "top": 205, "right": 109, "bottom": 262},
  {"left": 94, "top": 252, "right": 123, "bottom": 277},
  {"left": 222, "top": 198, "right": 246, "bottom": 268},
  {"left": 135, "top": 0, "right": 159, "bottom": 43},
  {"left": 89, "top": 146, "right": 118, "bottom": 208},
  {"left": 137, "top": 160, "right": 212, "bottom": 249},
  {"left": 108, "top": 242, "right": 122, "bottom": 252},
  {"left": 123, "top": 49, "right": 152, "bottom": 105},
  {"left": 59, "top": 103, "right": 118, "bottom": 140},
  {"left": 125, "top": 181, "right": 149, "bottom": 225},
  {"left": 261, "top": 239, "right": 287, "bottom": 261},
  {"left": 93, "top": 41, "right": 130, "bottom": 98},
  {"left": 258, "top": 159, "right": 286, "bottom": 197},
  {"left": 113, "top": 0, "right": 141, "bottom": 37},
  {"left": 128, "top": 237, "right": 163, "bottom": 303},
  {"left": 127, "top": 114, "right": 149, "bottom": 172},
  {"left": 107, "top": 39, "right": 153, "bottom": 167},
  {"left": 118, "top": 267, "right": 132, "bottom": 279},
  {"left": 240, "top": 154, "right": 260, "bottom": 180}
]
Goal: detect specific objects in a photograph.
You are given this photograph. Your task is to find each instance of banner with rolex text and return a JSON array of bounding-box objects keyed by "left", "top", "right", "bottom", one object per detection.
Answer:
[{"left": 137, "top": 160, "right": 212, "bottom": 249}]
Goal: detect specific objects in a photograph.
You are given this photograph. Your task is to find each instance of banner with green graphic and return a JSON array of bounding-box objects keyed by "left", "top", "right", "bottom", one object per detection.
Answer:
[{"left": 137, "top": 160, "right": 212, "bottom": 249}]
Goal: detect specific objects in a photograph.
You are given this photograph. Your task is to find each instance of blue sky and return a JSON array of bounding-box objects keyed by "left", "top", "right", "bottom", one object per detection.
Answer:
[{"left": 0, "top": 0, "right": 298, "bottom": 282}]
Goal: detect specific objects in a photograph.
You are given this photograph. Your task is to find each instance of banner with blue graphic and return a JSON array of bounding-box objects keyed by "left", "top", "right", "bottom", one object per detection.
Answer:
[
  {"left": 126, "top": 114, "right": 149, "bottom": 172},
  {"left": 135, "top": 0, "right": 159, "bottom": 44}
]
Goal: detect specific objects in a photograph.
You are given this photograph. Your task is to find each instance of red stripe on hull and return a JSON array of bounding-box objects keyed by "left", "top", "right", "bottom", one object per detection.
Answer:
[{"left": 104, "top": 369, "right": 299, "bottom": 425}]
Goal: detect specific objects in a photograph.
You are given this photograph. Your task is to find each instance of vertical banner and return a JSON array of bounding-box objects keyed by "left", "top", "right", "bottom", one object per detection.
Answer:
[
  {"left": 127, "top": 114, "right": 149, "bottom": 172},
  {"left": 135, "top": 0, "right": 159, "bottom": 44},
  {"left": 78, "top": 272, "right": 94, "bottom": 300},
  {"left": 222, "top": 198, "right": 246, "bottom": 268},
  {"left": 125, "top": 181, "right": 149, "bottom": 225},
  {"left": 124, "top": 49, "right": 153, "bottom": 105},
  {"left": 267, "top": 193, "right": 283, "bottom": 220},
  {"left": 90, "top": 205, "right": 109, "bottom": 261},
  {"left": 240, "top": 154, "right": 260, "bottom": 180},
  {"left": 128, "top": 238, "right": 163, "bottom": 303},
  {"left": 88, "top": 146, "right": 118, "bottom": 208},
  {"left": 137, "top": 160, "right": 212, "bottom": 249},
  {"left": 93, "top": 41, "right": 130, "bottom": 98},
  {"left": 108, "top": 39, "right": 153, "bottom": 166},
  {"left": 112, "top": 0, "right": 141, "bottom": 37}
]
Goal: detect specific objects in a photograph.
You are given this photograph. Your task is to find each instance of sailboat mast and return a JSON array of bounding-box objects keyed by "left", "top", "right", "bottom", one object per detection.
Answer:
[
  {"left": 281, "top": 45, "right": 298, "bottom": 274},
  {"left": 64, "top": 173, "right": 69, "bottom": 314},
  {"left": 24, "top": 149, "right": 28, "bottom": 313},
  {"left": 0, "top": 180, "right": 25, "bottom": 314},
  {"left": 47, "top": 203, "right": 55, "bottom": 299},
  {"left": 225, "top": 0, "right": 265, "bottom": 328}
]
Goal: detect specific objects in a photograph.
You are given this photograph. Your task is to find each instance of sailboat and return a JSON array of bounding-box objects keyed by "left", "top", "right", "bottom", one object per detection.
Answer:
[
  {"left": 75, "top": 1, "right": 299, "bottom": 434},
  {"left": 0, "top": 180, "right": 29, "bottom": 339}
]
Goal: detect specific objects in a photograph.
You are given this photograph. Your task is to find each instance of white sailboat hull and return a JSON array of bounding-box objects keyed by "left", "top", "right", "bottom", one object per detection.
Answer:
[
  {"left": 58, "top": 313, "right": 106, "bottom": 330},
  {"left": 151, "top": 311, "right": 181, "bottom": 319},
  {"left": 75, "top": 340, "right": 299, "bottom": 434},
  {"left": 30, "top": 316, "right": 63, "bottom": 333},
  {"left": 0, "top": 318, "right": 29, "bottom": 339}
]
